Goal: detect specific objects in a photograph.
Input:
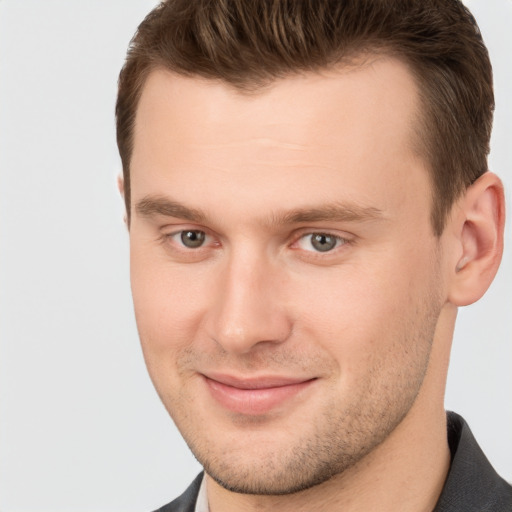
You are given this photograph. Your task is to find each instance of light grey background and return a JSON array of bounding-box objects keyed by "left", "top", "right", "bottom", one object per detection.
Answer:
[{"left": 0, "top": 1, "right": 510, "bottom": 511}]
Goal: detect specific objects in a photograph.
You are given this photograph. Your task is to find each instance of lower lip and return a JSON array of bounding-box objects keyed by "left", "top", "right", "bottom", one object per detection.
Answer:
[{"left": 203, "top": 377, "right": 315, "bottom": 415}]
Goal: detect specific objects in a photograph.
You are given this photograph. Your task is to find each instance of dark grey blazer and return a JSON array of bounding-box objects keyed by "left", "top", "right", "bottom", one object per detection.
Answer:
[{"left": 154, "top": 412, "right": 512, "bottom": 511}]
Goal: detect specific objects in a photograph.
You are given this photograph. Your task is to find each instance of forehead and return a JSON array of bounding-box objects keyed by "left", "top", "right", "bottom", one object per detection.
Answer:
[
  {"left": 130, "top": 58, "right": 430, "bottom": 223},
  {"left": 134, "top": 57, "right": 420, "bottom": 148}
]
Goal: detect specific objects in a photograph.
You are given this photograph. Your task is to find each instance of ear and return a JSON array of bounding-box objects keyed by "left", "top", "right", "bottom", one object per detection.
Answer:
[
  {"left": 117, "top": 174, "right": 128, "bottom": 227},
  {"left": 117, "top": 174, "right": 125, "bottom": 199},
  {"left": 447, "top": 172, "right": 505, "bottom": 306}
]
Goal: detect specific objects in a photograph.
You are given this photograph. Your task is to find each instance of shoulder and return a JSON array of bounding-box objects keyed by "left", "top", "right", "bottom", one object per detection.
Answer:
[
  {"left": 434, "top": 412, "right": 512, "bottom": 511},
  {"left": 153, "top": 473, "right": 204, "bottom": 512}
]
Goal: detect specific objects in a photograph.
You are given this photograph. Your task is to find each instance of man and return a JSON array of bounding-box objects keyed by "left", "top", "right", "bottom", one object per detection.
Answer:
[{"left": 115, "top": 0, "right": 511, "bottom": 510}]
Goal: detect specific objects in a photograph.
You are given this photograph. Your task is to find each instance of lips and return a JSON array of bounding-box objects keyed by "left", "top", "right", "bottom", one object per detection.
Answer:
[{"left": 202, "top": 373, "right": 316, "bottom": 415}]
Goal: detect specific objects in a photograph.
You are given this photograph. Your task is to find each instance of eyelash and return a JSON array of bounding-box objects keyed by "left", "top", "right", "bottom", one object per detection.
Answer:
[
  {"left": 164, "top": 229, "right": 216, "bottom": 250},
  {"left": 293, "top": 232, "right": 348, "bottom": 253},
  {"left": 160, "top": 228, "right": 352, "bottom": 257}
]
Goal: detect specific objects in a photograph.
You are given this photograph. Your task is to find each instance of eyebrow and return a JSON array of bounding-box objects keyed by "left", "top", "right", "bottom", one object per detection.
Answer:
[
  {"left": 135, "top": 196, "right": 207, "bottom": 223},
  {"left": 135, "top": 195, "right": 384, "bottom": 225},
  {"left": 276, "top": 204, "right": 384, "bottom": 224}
]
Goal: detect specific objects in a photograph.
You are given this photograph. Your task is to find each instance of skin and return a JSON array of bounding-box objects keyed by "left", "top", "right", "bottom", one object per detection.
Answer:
[{"left": 127, "top": 58, "right": 504, "bottom": 512}]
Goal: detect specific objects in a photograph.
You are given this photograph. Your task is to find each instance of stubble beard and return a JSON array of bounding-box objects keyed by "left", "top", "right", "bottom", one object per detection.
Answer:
[
  {"left": 199, "top": 360, "right": 431, "bottom": 496},
  {"left": 166, "top": 313, "right": 439, "bottom": 496},
  {"left": 150, "top": 265, "right": 444, "bottom": 496}
]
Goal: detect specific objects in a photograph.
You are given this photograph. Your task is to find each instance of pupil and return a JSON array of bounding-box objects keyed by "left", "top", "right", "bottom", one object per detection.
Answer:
[
  {"left": 311, "top": 233, "right": 336, "bottom": 252},
  {"left": 181, "top": 230, "right": 205, "bottom": 248}
]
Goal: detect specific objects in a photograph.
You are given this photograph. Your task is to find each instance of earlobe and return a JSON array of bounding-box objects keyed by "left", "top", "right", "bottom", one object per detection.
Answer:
[{"left": 448, "top": 172, "right": 505, "bottom": 306}]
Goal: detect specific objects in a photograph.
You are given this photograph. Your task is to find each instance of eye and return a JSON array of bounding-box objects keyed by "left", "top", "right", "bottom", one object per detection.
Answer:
[
  {"left": 161, "top": 228, "right": 219, "bottom": 260},
  {"left": 297, "top": 232, "right": 345, "bottom": 253},
  {"left": 175, "top": 229, "right": 207, "bottom": 248}
]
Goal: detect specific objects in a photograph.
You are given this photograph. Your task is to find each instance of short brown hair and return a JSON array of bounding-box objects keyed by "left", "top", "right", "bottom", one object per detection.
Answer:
[{"left": 116, "top": 0, "right": 493, "bottom": 235}]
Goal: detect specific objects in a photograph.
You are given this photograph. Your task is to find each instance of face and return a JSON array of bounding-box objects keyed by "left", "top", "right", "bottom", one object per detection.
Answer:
[{"left": 129, "top": 60, "right": 448, "bottom": 494}]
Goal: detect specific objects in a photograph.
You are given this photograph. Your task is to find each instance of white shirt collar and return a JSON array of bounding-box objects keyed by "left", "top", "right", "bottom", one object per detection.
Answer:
[{"left": 194, "top": 474, "right": 209, "bottom": 512}]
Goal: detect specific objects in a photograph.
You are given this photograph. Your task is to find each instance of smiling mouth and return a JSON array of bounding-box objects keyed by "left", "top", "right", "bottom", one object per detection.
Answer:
[{"left": 202, "top": 374, "right": 317, "bottom": 415}]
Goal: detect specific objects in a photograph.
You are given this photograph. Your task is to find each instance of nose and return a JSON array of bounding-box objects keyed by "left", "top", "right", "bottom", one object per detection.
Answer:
[{"left": 205, "top": 249, "right": 293, "bottom": 354}]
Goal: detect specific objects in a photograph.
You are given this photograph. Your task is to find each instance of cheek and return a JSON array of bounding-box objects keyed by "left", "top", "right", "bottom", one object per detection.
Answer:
[
  {"left": 292, "top": 252, "right": 436, "bottom": 370},
  {"left": 130, "top": 247, "right": 212, "bottom": 356}
]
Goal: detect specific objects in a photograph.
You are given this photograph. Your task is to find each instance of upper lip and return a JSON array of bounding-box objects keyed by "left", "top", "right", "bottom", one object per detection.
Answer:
[{"left": 202, "top": 373, "right": 316, "bottom": 390}]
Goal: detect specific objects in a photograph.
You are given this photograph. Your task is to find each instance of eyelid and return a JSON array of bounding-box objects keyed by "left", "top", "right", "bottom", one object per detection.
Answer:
[
  {"left": 158, "top": 224, "right": 352, "bottom": 254},
  {"left": 171, "top": 230, "right": 208, "bottom": 248},
  {"left": 291, "top": 229, "right": 352, "bottom": 253},
  {"left": 161, "top": 225, "right": 219, "bottom": 250}
]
